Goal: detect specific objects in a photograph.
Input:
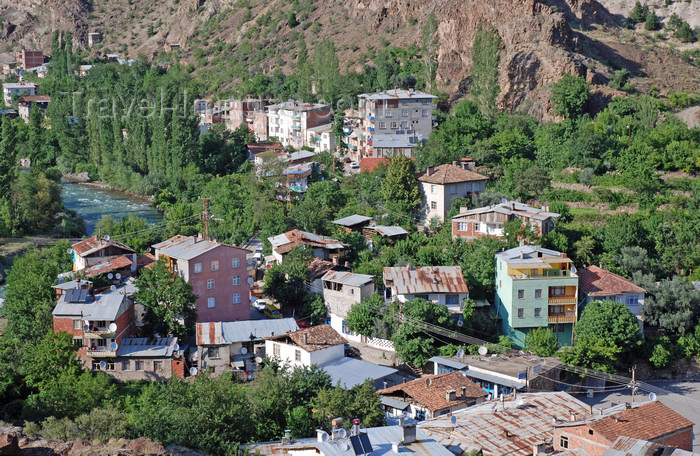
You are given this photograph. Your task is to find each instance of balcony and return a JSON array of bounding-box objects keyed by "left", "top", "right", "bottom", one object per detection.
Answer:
[
  {"left": 548, "top": 312, "right": 576, "bottom": 323},
  {"left": 510, "top": 270, "right": 575, "bottom": 279},
  {"left": 291, "top": 125, "right": 301, "bottom": 130},
  {"left": 292, "top": 115, "right": 301, "bottom": 120},
  {"left": 368, "top": 127, "right": 375, "bottom": 133},
  {"left": 548, "top": 296, "right": 577, "bottom": 304},
  {"left": 85, "top": 348, "right": 117, "bottom": 357},
  {"left": 368, "top": 116, "right": 375, "bottom": 121}
]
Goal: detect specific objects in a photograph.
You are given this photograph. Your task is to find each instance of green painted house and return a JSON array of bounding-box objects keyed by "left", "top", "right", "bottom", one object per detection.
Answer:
[{"left": 495, "top": 245, "right": 579, "bottom": 348}]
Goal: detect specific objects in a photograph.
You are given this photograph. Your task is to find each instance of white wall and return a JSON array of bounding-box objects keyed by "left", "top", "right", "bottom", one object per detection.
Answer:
[
  {"left": 329, "top": 313, "right": 363, "bottom": 343},
  {"left": 265, "top": 339, "right": 344, "bottom": 368}
]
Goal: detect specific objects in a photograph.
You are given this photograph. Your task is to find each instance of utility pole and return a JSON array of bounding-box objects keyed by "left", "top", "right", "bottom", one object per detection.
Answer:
[
  {"left": 200, "top": 197, "right": 210, "bottom": 241},
  {"left": 630, "top": 365, "right": 638, "bottom": 402}
]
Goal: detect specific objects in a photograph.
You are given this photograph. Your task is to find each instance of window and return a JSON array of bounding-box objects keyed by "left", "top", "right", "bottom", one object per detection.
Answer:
[
  {"left": 625, "top": 295, "right": 638, "bottom": 306},
  {"left": 390, "top": 122, "right": 397, "bottom": 129},
  {"left": 560, "top": 436, "right": 569, "bottom": 449},
  {"left": 534, "top": 308, "right": 542, "bottom": 317},
  {"left": 401, "top": 110, "right": 408, "bottom": 117},
  {"left": 431, "top": 201, "right": 437, "bottom": 209},
  {"left": 518, "top": 308, "right": 524, "bottom": 318},
  {"left": 208, "top": 297, "right": 216, "bottom": 308},
  {"left": 446, "top": 295, "right": 459, "bottom": 305},
  {"left": 450, "top": 185, "right": 457, "bottom": 195},
  {"left": 550, "top": 287, "right": 565, "bottom": 296},
  {"left": 518, "top": 290, "right": 524, "bottom": 299},
  {"left": 73, "top": 320, "right": 82, "bottom": 330},
  {"left": 401, "top": 121, "right": 408, "bottom": 128},
  {"left": 273, "top": 343, "right": 281, "bottom": 357},
  {"left": 458, "top": 222, "right": 469, "bottom": 232},
  {"left": 379, "top": 121, "right": 386, "bottom": 129},
  {"left": 295, "top": 349, "right": 301, "bottom": 361},
  {"left": 233, "top": 293, "right": 241, "bottom": 304},
  {"left": 422, "top": 109, "right": 429, "bottom": 117},
  {"left": 121, "top": 360, "right": 130, "bottom": 371},
  {"left": 153, "top": 360, "right": 163, "bottom": 371},
  {"left": 233, "top": 275, "right": 241, "bottom": 286},
  {"left": 211, "top": 260, "right": 219, "bottom": 271},
  {"left": 551, "top": 305, "right": 564, "bottom": 314},
  {"left": 135, "top": 360, "right": 144, "bottom": 371},
  {"left": 207, "top": 279, "right": 215, "bottom": 289},
  {"left": 194, "top": 263, "right": 202, "bottom": 273},
  {"left": 72, "top": 337, "right": 83, "bottom": 347},
  {"left": 106, "top": 362, "right": 115, "bottom": 371},
  {"left": 431, "top": 184, "right": 437, "bottom": 194},
  {"left": 422, "top": 99, "right": 430, "bottom": 105},
  {"left": 208, "top": 347, "right": 220, "bottom": 359},
  {"left": 232, "top": 258, "right": 240, "bottom": 268},
  {"left": 535, "top": 289, "right": 542, "bottom": 299},
  {"left": 385, "top": 109, "right": 392, "bottom": 117},
  {"left": 402, "top": 100, "right": 408, "bottom": 106},
  {"left": 474, "top": 223, "right": 481, "bottom": 232}
]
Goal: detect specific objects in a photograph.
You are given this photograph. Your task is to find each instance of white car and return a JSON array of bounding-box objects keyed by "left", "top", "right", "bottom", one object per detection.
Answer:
[{"left": 253, "top": 299, "right": 267, "bottom": 311}]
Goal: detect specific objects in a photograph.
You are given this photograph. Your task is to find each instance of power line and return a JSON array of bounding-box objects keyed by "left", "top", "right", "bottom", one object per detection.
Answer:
[{"left": 107, "top": 214, "right": 201, "bottom": 241}]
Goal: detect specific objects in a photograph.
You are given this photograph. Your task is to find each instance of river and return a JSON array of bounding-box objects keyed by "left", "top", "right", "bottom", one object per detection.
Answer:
[{"left": 60, "top": 181, "right": 163, "bottom": 236}]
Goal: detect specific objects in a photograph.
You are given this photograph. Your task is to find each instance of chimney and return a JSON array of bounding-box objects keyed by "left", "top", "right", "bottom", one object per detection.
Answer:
[
  {"left": 304, "top": 332, "right": 308, "bottom": 346},
  {"left": 317, "top": 429, "right": 326, "bottom": 442},
  {"left": 426, "top": 166, "right": 434, "bottom": 176},
  {"left": 402, "top": 423, "right": 417, "bottom": 444},
  {"left": 446, "top": 390, "right": 457, "bottom": 402},
  {"left": 504, "top": 430, "right": 510, "bottom": 438},
  {"left": 570, "top": 412, "right": 577, "bottom": 421},
  {"left": 452, "top": 160, "right": 459, "bottom": 166},
  {"left": 352, "top": 419, "right": 361, "bottom": 436},
  {"left": 392, "top": 442, "right": 401, "bottom": 453},
  {"left": 625, "top": 403, "right": 631, "bottom": 409},
  {"left": 282, "top": 429, "right": 291, "bottom": 445},
  {"left": 519, "top": 239, "right": 525, "bottom": 248},
  {"left": 533, "top": 442, "right": 546, "bottom": 455},
  {"left": 461, "top": 386, "right": 467, "bottom": 398}
]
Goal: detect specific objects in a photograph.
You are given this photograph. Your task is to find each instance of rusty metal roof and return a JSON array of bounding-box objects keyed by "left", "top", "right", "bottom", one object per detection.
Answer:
[
  {"left": 419, "top": 392, "right": 591, "bottom": 456},
  {"left": 72, "top": 235, "right": 136, "bottom": 256},
  {"left": 382, "top": 266, "right": 468, "bottom": 295},
  {"left": 196, "top": 319, "right": 299, "bottom": 345}
]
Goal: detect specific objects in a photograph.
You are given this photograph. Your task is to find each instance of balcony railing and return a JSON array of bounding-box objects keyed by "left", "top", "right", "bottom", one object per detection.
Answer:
[
  {"left": 85, "top": 348, "right": 116, "bottom": 357},
  {"left": 548, "top": 296, "right": 577, "bottom": 304},
  {"left": 511, "top": 270, "right": 575, "bottom": 279},
  {"left": 548, "top": 312, "right": 576, "bottom": 323}
]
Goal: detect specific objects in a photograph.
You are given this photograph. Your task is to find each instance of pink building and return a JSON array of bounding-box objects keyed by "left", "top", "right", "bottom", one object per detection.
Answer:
[{"left": 153, "top": 235, "right": 251, "bottom": 323}]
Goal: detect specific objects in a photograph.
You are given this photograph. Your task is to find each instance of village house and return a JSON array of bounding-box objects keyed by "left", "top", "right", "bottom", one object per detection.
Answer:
[
  {"left": 153, "top": 235, "right": 251, "bottom": 323},
  {"left": 52, "top": 279, "right": 137, "bottom": 362},
  {"left": 15, "top": 49, "right": 44, "bottom": 70},
  {"left": 452, "top": 200, "right": 560, "bottom": 241},
  {"left": 363, "top": 225, "right": 410, "bottom": 243},
  {"left": 222, "top": 98, "right": 271, "bottom": 137},
  {"left": 378, "top": 372, "right": 488, "bottom": 420},
  {"left": 553, "top": 401, "right": 694, "bottom": 456},
  {"left": 281, "top": 162, "right": 319, "bottom": 197},
  {"left": 247, "top": 141, "right": 283, "bottom": 161},
  {"left": 332, "top": 214, "right": 373, "bottom": 233},
  {"left": 2, "top": 81, "right": 37, "bottom": 106},
  {"left": 419, "top": 392, "right": 592, "bottom": 456},
  {"left": 266, "top": 100, "right": 331, "bottom": 149},
  {"left": 429, "top": 352, "right": 562, "bottom": 398},
  {"left": 195, "top": 318, "right": 299, "bottom": 375},
  {"left": 321, "top": 271, "right": 376, "bottom": 341},
  {"left": 418, "top": 162, "right": 488, "bottom": 224},
  {"left": 1, "top": 60, "right": 16, "bottom": 77},
  {"left": 383, "top": 265, "right": 469, "bottom": 314},
  {"left": 265, "top": 325, "right": 399, "bottom": 389},
  {"left": 355, "top": 89, "right": 437, "bottom": 159},
  {"left": 268, "top": 229, "right": 347, "bottom": 264},
  {"left": 603, "top": 436, "right": 700, "bottom": 456},
  {"left": 578, "top": 265, "right": 646, "bottom": 330},
  {"left": 91, "top": 336, "right": 185, "bottom": 381},
  {"left": 495, "top": 245, "right": 579, "bottom": 347},
  {"left": 17, "top": 95, "right": 50, "bottom": 123},
  {"left": 305, "top": 123, "right": 336, "bottom": 153},
  {"left": 78, "top": 65, "right": 93, "bottom": 78},
  {"left": 70, "top": 235, "right": 138, "bottom": 275}
]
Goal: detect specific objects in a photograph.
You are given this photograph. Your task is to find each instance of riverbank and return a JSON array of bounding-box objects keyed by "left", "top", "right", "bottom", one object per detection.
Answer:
[{"left": 61, "top": 173, "right": 156, "bottom": 203}]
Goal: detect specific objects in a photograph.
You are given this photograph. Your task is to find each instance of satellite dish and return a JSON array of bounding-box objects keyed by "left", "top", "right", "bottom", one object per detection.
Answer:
[
  {"left": 478, "top": 346, "right": 488, "bottom": 356},
  {"left": 66, "top": 248, "right": 73, "bottom": 254},
  {"left": 247, "top": 277, "right": 254, "bottom": 285},
  {"left": 571, "top": 266, "right": 577, "bottom": 274},
  {"left": 241, "top": 347, "right": 248, "bottom": 355},
  {"left": 99, "top": 360, "right": 106, "bottom": 369},
  {"left": 457, "top": 319, "right": 464, "bottom": 327},
  {"left": 456, "top": 349, "right": 464, "bottom": 359},
  {"left": 337, "top": 428, "right": 348, "bottom": 438},
  {"left": 115, "top": 273, "right": 121, "bottom": 279},
  {"left": 255, "top": 356, "right": 263, "bottom": 363},
  {"left": 649, "top": 392, "right": 657, "bottom": 402},
  {"left": 189, "top": 367, "right": 198, "bottom": 375},
  {"left": 110, "top": 285, "right": 117, "bottom": 292},
  {"left": 109, "top": 341, "right": 118, "bottom": 351},
  {"left": 319, "top": 431, "right": 329, "bottom": 442},
  {"left": 104, "top": 234, "right": 110, "bottom": 241},
  {"left": 450, "top": 415, "right": 457, "bottom": 425},
  {"left": 109, "top": 322, "right": 117, "bottom": 332},
  {"left": 83, "top": 325, "right": 89, "bottom": 332},
  {"left": 107, "top": 273, "right": 114, "bottom": 279},
  {"left": 173, "top": 343, "right": 180, "bottom": 352},
  {"left": 336, "top": 442, "right": 349, "bottom": 451}
]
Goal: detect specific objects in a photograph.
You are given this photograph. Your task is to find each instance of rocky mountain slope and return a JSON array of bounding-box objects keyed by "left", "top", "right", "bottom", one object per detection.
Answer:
[{"left": 0, "top": 0, "right": 698, "bottom": 118}]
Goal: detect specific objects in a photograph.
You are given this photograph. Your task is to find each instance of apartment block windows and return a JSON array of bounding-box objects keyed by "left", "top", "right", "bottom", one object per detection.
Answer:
[
  {"left": 194, "top": 263, "right": 202, "bottom": 273},
  {"left": 458, "top": 222, "right": 469, "bottom": 231},
  {"left": 233, "top": 275, "right": 240, "bottom": 286},
  {"left": 390, "top": 122, "right": 397, "bottom": 129},
  {"left": 379, "top": 121, "right": 386, "bottom": 129},
  {"left": 422, "top": 109, "right": 428, "bottom": 117},
  {"left": 474, "top": 223, "right": 481, "bottom": 232},
  {"left": 401, "top": 121, "right": 408, "bottom": 128},
  {"left": 535, "top": 289, "right": 542, "bottom": 299},
  {"left": 534, "top": 308, "right": 542, "bottom": 317},
  {"left": 73, "top": 320, "right": 81, "bottom": 330},
  {"left": 550, "top": 287, "right": 566, "bottom": 296},
  {"left": 232, "top": 258, "right": 240, "bottom": 268},
  {"left": 431, "top": 201, "right": 437, "bottom": 210},
  {"left": 401, "top": 110, "right": 408, "bottom": 117},
  {"left": 518, "top": 289, "right": 524, "bottom": 299},
  {"left": 153, "top": 360, "right": 163, "bottom": 371},
  {"left": 518, "top": 308, "right": 524, "bottom": 318},
  {"left": 233, "top": 293, "right": 241, "bottom": 304},
  {"left": 211, "top": 260, "right": 219, "bottom": 271},
  {"left": 385, "top": 109, "right": 392, "bottom": 117},
  {"left": 207, "top": 279, "right": 215, "bottom": 289},
  {"left": 208, "top": 297, "right": 216, "bottom": 308}
]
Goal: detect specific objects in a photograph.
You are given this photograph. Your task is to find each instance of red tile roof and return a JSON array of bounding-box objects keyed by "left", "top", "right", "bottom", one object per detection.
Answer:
[
  {"left": 578, "top": 265, "right": 646, "bottom": 297},
  {"left": 359, "top": 157, "right": 391, "bottom": 173},
  {"left": 18, "top": 95, "right": 50, "bottom": 103},
  {"left": 585, "top": 401, "right": 693, "bottom": 443},
  {"left": 418, "top": 164, "right": 488, "bottom": 185},
  {"left": 248, "top": 142, "right": 283, "bottom": 155},
  {"left": 72, "top": 236, "right": 136, "bottom": 256},
  {"left": 266, "top": 324, "right": 346, "bottom": 352},
  {"left": 379, "top": 372, "right": 487, "bottom": 412},
  {"left": 137, "top": 253, "right": 156, "bottom": 270}
]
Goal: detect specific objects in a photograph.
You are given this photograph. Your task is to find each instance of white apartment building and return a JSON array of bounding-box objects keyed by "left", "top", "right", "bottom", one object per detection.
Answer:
[
  {"left": 3, "top": 82, "right": 37, "bottom": 106},
  {"left": 266, "top": 100, "right": 331, "bottom": 149}
]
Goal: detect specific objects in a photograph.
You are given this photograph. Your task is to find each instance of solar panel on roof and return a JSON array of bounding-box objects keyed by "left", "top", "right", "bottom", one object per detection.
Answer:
[
  {"left": 350, "top": 435, "right": 363, "bottom": 455},
  {"left": 359, "top": 433, "right": 373, "bottom": 453},
  {"left": 350, "top": 434, "right": 373, "bottom": 455}
]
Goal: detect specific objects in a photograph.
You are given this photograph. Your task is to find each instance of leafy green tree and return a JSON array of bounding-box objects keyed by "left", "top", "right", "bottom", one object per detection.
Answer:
[
  {"left": 263, "top": 247, "right": 311, "bottom": 309},
  {"left": 559, "top": 338, "right": 622, "bottom": 373},
  {"left": 346, "top": 293, "right": 387, "bottom": 336},
  {"left": 471, "top": 23, "right": 502, "bottom": 117},
  {"left": 421, "top": 13, "right": 439, "bottom": 92},
  {"left": 313, "top": 40, "right": 340, "bottom": 104},
  {"left": 524, "top": 327, "right": 558, "bottom": 357},
  {"left": 643, "top": 276, "right": 700, "bottom": 335},
  {"left": 134, "top": 259, "right": 198, "bottom": 338},
  {"left": 551, "top": 73, "right": 591, "bottom": 119},
  {"left": 0, "top": 116, "right": 18, "bottom": 195},
  {"left": 618, "top": 246, "right": 652, "bottom": 275},
  {"left": 575, "top": 300, "right": 641, "bottom": 365},
  {"left": 380, "top": 155, "right": 422, "bottom": 216},
  {"left": 574, "top": 236, "right": 597, "bottom": 266},
  {"left": 300, "top": 294, "right": 328, "bottom": 325},
  {"left": 502, "top": 159, "right": 551, "bottom": 200}
]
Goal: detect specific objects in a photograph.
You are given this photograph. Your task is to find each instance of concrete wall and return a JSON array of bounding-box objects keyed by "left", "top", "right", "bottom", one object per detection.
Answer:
[
  {"left": 265, "top": 339, "right": 344, "bottom": 368},
  {"left": 199, "top": 344, "right": 234, "bottom": 372},
  {"left": 86, "top": 356, "right": 179, "bottom": 381},
  {"left": 421, "top": 181, "right": 485, "bottom": 224},
  {"left": 395, "top": 292, "right": 468, "bottom": 314},
  {"left": 554, "top": 424, "right": 692, "bottom": 456},
  {"left": 322, "top": 280, "right": 375, "bottom": 319},
  {"left": 329, "top": 313, "right": 363, "bottom": 343}
]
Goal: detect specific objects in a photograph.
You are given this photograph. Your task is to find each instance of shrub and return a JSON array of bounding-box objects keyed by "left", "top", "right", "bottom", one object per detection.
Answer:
[{"left": 644, "top": 11, "right": 660, "bottom": 31}]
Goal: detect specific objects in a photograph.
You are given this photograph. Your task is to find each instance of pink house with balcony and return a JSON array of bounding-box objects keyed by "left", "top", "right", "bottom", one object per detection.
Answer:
[{"left": 153, "top": 235, "right": 251, "bottom": 323}]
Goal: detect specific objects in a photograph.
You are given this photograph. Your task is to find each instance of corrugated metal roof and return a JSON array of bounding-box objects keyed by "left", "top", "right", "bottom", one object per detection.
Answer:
[
  {"left": 117, "top": 336, "right": 177, "bottom": 357},
  {"left": 154, "top": 235, "right": 249, "bottom": 261},
  {"left": 604, "top": 436, "right": 700, "bottom": 456},
  {"left": 419, "top": 392, "right": 591, "bottom": 456},
  {"left": 366, "top": 226, "right": 409, "bottom": 237},
  {"left": 52, "top": 289, "right": 131, "bottom": 321},
  {"left": 320, "top": 357, "right": 397, "bottom": 389},
  {"left": 332, "top": 214, "right": 372, "bottom": 227},
  {"left": 383, "top": 266, "right": 469, "bottom": 295},
  {"left": 359, "top": 88, "right": 438, "bottom": 101},
  {"left": 496, "top": 245, "right": 567, "bottom": 266},
  {"left": 197, "top": 318, "right": 299, "bottom": 345},
  {"left": 72, "top": 235, "right": 136, "bottom": 256},
  {"left": 321, "top": 271, "right": 374, "bottom": 287},
  {"left": 381, "top": 396, "right": 410, "bottom": 411}
]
